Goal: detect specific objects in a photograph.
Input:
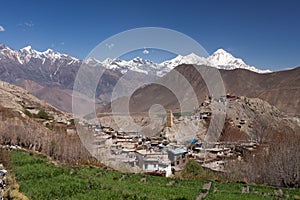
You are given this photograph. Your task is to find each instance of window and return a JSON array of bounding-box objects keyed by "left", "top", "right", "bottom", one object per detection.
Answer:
[
  {"left": 144, "top": 164, "right": 148, "bottom": 170},
  {"left": 154, "top": 164, "right": 157, "bottom": 169}
]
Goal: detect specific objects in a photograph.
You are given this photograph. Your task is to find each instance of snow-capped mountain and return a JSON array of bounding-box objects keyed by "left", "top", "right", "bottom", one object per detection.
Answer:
[
  {"left": 0, "top": 43, "right": 298, "bottom": 117},
  {"left": 91, "top": 48, "right": 271, "bottom": 77},
  {"left": 102, "top": 57, "right": 157, "bottom": 74},
  {"left": 0, "top": 43, "right": 271, "bottom": 79},
  {"left": 0, "top": 43, "right": 83, "bottom": 92},
  {"left": 0, "top": 43, "right": 80, "bottom": 65},
  {"left": 160, "top": 53, "right": 210, "bottom": 69},
  {"left": 85, "top": 56, "right": 164, "bottom": 75},
  {"left": 207, "top": 49, "right": 271, "bottom": 73}
]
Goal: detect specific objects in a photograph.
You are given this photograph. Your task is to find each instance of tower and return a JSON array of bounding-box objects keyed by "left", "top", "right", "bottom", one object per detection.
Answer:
[{"left": 166, "top": 110, "right": 174, "bottom": 127}]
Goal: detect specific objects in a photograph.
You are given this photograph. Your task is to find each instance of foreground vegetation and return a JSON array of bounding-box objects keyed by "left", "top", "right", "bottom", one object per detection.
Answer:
[{"left": 8, "top": 150, "right": 300, "bottom": 199}]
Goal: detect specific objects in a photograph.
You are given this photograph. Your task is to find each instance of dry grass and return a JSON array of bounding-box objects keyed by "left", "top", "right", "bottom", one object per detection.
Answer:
[{"left": 4, "top": 174, "right": 29, "bottom": 200}]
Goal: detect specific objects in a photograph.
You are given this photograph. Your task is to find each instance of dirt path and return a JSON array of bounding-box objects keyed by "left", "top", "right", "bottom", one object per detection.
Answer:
[{"left": 196, "top": 182, "right": 211, "bottom": 200}]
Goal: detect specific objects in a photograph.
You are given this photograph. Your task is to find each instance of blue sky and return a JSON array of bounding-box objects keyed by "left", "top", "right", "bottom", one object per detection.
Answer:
[{"left": 0, "top": 0, "right": 300, "bottom": 71}]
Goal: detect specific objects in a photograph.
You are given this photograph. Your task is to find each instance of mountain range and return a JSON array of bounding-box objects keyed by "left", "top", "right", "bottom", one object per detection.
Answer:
[
  {"left": 0, "top": 43, "right": 299, "bottom": 117},
  {"left": 0, "top": 43, "right": 271, "bottom": 78},
  {"left": 116, "top": 65, "right": 300, "bottom": 117},
  {"left": 87, "top": 49, "right": 272, "bottom": 76}
]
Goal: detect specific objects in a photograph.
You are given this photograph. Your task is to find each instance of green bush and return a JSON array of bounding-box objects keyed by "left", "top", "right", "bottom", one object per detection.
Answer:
[
  {"left": 36, "top": 109, "right": 53, "bottom": 120},
  {"left": 182, "top": 160, "right": 203, "bottom": 179},
  {"left": 23, "top": 109, "right": 32, "bottom": 118},
  {"left": 45, "top": 123, "right": 53, "bottom": 130},
  {"left": 181, "top": 160, "right": 219, "bottom": 181},
  {"left": 69, "top": 119, "right": 75, "bottom": 126}
]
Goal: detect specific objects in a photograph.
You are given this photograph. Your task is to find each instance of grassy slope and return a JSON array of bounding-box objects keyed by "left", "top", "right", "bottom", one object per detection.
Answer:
[{"left": 11, "top": 151, "right": 300, "bottom": 200}]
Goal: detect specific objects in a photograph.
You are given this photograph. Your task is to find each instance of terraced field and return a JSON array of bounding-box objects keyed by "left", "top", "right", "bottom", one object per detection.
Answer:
[{"left": 9, "top": 151, "right": 300, "bottom": 200}]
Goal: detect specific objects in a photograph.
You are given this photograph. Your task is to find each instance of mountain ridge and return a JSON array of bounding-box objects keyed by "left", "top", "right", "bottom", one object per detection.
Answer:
[
  {"left": 0, "top": 43, "right": 80, "bottom": 65},
  {"left": 98, "top": 65, "right": 300, "bottom": 117},
  {"left": 1, "top": 42, "right": 298, "bottom": 116},
  {"left": 0, "top": 43, "right": 271, "bottom": 76},
  {"left": 89, "top": 48, "right": 272, "bottom": 76}
]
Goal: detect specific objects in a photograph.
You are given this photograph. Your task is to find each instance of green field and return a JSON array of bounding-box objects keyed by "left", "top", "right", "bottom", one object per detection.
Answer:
[{"left": 9, "top": 151, "right": 300, "bottom": 200}]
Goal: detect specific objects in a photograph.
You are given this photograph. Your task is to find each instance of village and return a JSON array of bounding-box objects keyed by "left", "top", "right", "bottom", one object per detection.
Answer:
[
  {"left": 0, "top": 80, "right": 276, "bottom": 178},
  {"left": 76, "top": 94, "right": 259, "bottom": 177}
]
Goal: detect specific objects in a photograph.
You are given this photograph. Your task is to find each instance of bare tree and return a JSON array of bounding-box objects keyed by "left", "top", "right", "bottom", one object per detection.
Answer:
[{"left": 239, "top": 129, "right": 300, "bottom": 187}]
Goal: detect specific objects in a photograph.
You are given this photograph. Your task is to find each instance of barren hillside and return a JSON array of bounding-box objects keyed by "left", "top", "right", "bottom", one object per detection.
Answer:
[
  {"left": 120, "top": 65, "right": 300, "bottom": 116},
  {"left": 0, "top": 80, "right": 92, "bottom": 163}
]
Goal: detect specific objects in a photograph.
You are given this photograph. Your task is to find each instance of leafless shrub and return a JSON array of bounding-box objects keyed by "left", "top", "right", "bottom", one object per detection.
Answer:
[{"left": 231, "top": 128, "right": 300, "bottom": 188}]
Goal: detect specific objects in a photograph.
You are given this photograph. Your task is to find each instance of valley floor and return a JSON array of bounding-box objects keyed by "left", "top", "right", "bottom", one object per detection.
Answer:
[{"left": 6, "top": 150, "right": 300, "bottom": 200}]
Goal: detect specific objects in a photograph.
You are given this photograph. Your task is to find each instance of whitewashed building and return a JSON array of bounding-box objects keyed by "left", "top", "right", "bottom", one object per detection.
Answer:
[{"left": 136, "top": 149, "right": 172, "bottom": 177}]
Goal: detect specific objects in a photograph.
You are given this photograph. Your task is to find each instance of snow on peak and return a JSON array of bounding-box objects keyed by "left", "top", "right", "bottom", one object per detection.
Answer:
[
  {"left": 0, "top": 44, "right": 80, "bottom": 65},
  {"left": 20, "top": 46, "right": 42, "bottom": 56},
  {"left": 213, "top": 48, "right": 230, "bottom": 55},
  {"left": 131, "top": 57, "right": 153, "bottom": 65},
  {"left": 42, "top": 48, "right": 64, "bottom": 60},
  {"left": 208, "top": 49, "right": 271, "bottom": 73},
  {"left": 44, "top": 48, "right": 54, "bottom": 53},
  {"left": 43, "top": 49, "right": 79, "bottom": 62},
  {"left": 208, "top": 48, "right": 246, "bottom": 66},
  {"left": 20, "top": 45, "right": 33, "bottom": 52},
  {"left": 0, "top": 43, "right": 271, "bottom": 75},
  {"left": 94, "top": 49, "right": 271, "bottom": 77},
  {"left": 0, "top": 43, "right": 12, "bottom": 51},
  {"left": 159, "top": 52, "right": 209, "bottom": 70}
]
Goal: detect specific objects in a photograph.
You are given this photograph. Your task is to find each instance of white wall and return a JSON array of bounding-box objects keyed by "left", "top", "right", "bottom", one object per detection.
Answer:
[
  {"left": 143, "top": 162, "right": 172, "bottom": 177},
  {"left": 158, "top": 164, "right": 172, "bottom": 177},
  {"left": 143, "top": 162, "right": 158, "bottom": 171}
]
